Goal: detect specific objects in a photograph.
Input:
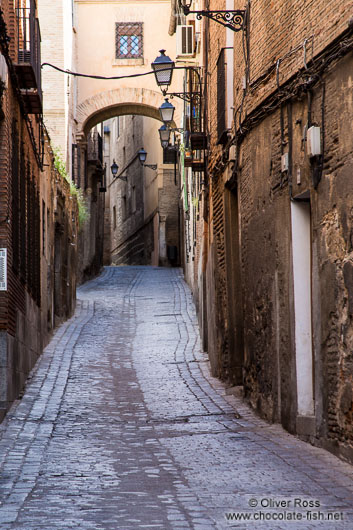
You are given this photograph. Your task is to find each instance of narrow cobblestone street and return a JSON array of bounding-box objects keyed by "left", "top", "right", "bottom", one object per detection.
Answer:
[{"left": 0, "top": 267, "right": 352, "bottom": 529}]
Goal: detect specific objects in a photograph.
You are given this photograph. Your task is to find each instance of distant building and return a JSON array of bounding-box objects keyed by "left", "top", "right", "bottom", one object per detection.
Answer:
[
  {"left": 70, "top": 0, "right": 182, "bottom": 270},
  {"left": 102, "top": 114, "right": 179, "bottom": 267}
]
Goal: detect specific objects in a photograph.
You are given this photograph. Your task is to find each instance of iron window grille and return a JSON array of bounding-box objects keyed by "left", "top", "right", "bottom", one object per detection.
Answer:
[{"left": 116, "top": 23, "right": 143, "bottom": 59}]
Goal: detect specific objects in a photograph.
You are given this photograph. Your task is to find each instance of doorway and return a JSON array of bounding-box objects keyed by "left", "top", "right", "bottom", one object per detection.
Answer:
[{"left": 291, "top": 199, "right": 315, "bottom": 418}]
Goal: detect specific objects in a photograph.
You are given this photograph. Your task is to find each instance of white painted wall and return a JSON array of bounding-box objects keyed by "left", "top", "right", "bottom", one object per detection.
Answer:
[{"left": 291, "top": 200, "right": 314, "bottom": 416}]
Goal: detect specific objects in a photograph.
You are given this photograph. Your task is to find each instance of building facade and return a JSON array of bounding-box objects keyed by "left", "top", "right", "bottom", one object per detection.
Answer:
[
  {"left": 71, "top": 0, "right": 182, "bottom": 269},
  {"left": 170, "top": 0, "right": 353, "bottom": 462},
  {"left": 0, "top": 1, "right": 77, "bottom": 420},
  {"left": 102, "top": 114, "right": 180, "bottom": 267}
]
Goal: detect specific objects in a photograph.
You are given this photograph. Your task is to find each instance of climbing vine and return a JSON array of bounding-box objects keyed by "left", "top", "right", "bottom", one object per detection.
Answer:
[{"left": 53, "top": 148, "right": 89, "bottom": 228}]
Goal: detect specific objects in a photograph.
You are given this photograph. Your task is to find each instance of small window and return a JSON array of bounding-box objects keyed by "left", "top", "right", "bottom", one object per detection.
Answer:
[
  {"left": 122, "top": 195, "right": 127, "bottom": 221},
  {"left": 113, "top": 206, "right": 117, "bottom": 230},
  {"left": 132, "top": 186, "right": 136, "bottom": 213},
  {"left": 116, "top": 23, "right": 143, "bottom": 59}
]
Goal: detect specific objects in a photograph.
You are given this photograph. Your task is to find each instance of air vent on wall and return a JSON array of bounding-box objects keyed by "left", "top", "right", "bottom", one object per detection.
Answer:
[
  {"left": 0, "top": 248, "right": 7, "bottom": 291},
  {"left": 176, "top": 25, "right": 195, "bottom": 57}
]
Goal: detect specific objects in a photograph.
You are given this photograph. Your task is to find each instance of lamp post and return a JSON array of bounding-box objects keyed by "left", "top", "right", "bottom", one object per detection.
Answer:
[
  {"left": 151, "top": 50, "right": 175, "bottom": 95},
  {"left": 158, "top": 125, "right": 171, "bottom": 146},
  {"left": 137, "top": 148, "right": 157, "bottom": 170},
  {"left": 159, "top": 98, "right": 175, "bottom": 125},
  {"left": 111, "top": 159, "right": 118, "bottom": 177}
]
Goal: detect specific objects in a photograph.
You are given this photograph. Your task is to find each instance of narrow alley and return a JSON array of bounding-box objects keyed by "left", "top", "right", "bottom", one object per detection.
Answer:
[{"left": 0, "top": 267, "right": 352, "bottom": 529}]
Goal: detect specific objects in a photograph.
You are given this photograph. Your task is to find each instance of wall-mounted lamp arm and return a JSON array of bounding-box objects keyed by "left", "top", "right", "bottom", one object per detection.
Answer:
[{"left": 182, "top": 8, "right": 246, "bottom": 32}]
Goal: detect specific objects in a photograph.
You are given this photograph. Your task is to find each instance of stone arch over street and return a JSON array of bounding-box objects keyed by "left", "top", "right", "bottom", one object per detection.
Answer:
[
  {"left": 76, "top": 86, "right": 181, "bottom": 140},
  {"left": 76, "top": 85, "right": 182, "bottom": 274}
]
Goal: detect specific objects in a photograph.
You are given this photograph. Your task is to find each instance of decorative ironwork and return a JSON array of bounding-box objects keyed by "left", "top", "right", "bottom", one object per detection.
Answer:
[
  {"left": 165, "top": 91, "right": 201, "bottom": 104},
  {"left": 143, "top": 164, "right": 157, "bottom": 170},
  {"left": 182, "top": 8, "right": 246, "bottom": 32}
]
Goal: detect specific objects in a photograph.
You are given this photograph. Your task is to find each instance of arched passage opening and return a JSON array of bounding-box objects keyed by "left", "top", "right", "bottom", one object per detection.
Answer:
[
  {"left": 76, "top": 87, "right": 181, "bottom": 140},
  {"left": 75, "top": 88, "right": 182, "bottom": 281}
]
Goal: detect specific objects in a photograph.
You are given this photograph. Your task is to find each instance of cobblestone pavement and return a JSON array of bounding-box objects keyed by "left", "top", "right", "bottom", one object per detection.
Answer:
[{"left": 0, "top": 267, "right": 352, "bottom": 529}]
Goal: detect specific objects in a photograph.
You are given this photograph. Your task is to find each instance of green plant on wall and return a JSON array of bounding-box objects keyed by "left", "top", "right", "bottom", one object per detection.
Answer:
[
  {"left": 53, "top": 148, "right": 89, "bottom": 228},
  {"left": 192, "top": 196, "right": 199, "bottom": 208}
]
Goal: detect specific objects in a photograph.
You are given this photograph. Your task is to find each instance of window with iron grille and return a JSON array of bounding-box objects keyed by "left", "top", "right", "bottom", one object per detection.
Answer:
[
  {"left": 217, "top": 49, "right": 227, "bottom": 145},
  {"left": 116, "top": 23, "right": 143, "bottom": 59}
]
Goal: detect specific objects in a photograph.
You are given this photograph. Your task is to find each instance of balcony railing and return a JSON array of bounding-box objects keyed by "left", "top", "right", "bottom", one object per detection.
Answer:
[
  {"left": 87, "top": 131, "right": 103, "bottom": 165},
  {"left": 15, "top": 0, "right": 42, "bottom": 113}
]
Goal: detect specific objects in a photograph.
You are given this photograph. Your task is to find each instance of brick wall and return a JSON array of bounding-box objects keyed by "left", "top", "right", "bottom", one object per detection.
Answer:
[
  {"left": 0, "top": 5, "right": 78, "bottom": 418},
  {"left": 202, "top": 0, "right": 353, "bottom": 461}
]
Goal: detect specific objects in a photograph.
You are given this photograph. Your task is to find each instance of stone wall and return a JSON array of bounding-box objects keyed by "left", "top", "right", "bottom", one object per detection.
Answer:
[{"left": 196, "top": 0, "right": 353, "bottom": 462}]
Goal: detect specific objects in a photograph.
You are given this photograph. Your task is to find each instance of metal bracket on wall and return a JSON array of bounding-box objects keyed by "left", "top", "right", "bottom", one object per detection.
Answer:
[
  {"left": 166, "top": 92, "right": 201, "bottom": 104},
  {"left": 182, "top": 8, "right": 246, "bottom": 32}
]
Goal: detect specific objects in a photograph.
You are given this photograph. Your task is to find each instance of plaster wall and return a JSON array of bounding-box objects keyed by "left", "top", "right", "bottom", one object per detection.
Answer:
[{"left": 75, "top": 0, "right": 183, "bottom": 108}]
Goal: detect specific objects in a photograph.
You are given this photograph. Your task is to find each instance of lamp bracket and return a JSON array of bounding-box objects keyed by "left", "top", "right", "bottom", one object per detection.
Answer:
[
  {"left": 143, "top": 164, "right": 158, "bottom": 170},
  {"left": 166, "top": 92, "right": 201, "bottom": 104},
  {"left": 182, "top": 8, "right": 246, "bottom": 32}
]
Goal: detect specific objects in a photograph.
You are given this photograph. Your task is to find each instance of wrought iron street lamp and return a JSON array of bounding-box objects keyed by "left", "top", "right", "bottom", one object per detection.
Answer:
[
  {"left": 137, "top": 148, "right": 157, "bottom": 170},
  {"left": 110, "top": 159, "right": 127, "bottom": 181},
  {"left": 152, "top": 50, "right": 202, "bottom": 105},
  {"left": 179, "top": 0, "right": 246, "bottom": 32},
  {"left": 151, "top": 50, "right": 175, "bottom": 95},
  {"left": 159, "top": 98, "right": 175, "bottom": 125},
  {"left": 158, "top": 125, "right": 171, "bottom": 146},
  {"left": 110, "top": 159, "right": 118, "bottom": 176}
]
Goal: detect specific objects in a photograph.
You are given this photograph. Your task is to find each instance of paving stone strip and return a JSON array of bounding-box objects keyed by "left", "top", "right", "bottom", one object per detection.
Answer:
[{"left": 0, "top": 266, "right": 352, "bottom": 529}]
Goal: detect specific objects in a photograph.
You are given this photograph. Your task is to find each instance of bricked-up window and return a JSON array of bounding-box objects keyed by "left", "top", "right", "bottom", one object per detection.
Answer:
[
  {"left": 217, "top": 49, "right": 227, "bottom": 145},
  {"left": 19, "top": 154, "right": 27, "bottom": 282},
  {"left": 26, "top": 176, "right": 40, "bottom": 305},
  {"left": 116, "top": 23, "right": 143, "bottom": 59}
]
